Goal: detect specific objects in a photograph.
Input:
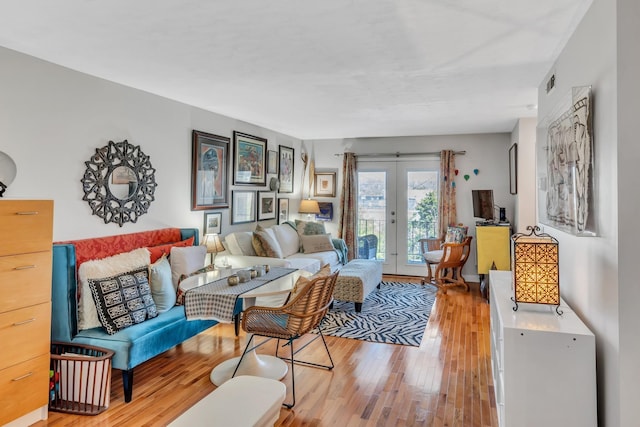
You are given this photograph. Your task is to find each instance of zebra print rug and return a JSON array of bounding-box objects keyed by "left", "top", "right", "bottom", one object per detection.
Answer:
[{"left": 318, "top": 281, "right": 437, "bottom": 347}]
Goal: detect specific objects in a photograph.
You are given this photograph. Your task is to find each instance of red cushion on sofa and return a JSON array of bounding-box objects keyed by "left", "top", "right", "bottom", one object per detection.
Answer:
[
  {"left": 148, "top": 237, "right": 195, "bottom": 263},
  {"left": 57, "top": 228, "right": 184, "bottom": 267}
]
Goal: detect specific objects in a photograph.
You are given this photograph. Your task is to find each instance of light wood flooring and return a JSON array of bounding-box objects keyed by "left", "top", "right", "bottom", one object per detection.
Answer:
[{"left": 36, "top": 276, "right": 497, "bottom": 427}]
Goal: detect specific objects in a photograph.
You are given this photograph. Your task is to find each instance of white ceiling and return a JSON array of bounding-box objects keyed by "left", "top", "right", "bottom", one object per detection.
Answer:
[{"left": 0, "top": 0, "right": 592, "bottom": 140}]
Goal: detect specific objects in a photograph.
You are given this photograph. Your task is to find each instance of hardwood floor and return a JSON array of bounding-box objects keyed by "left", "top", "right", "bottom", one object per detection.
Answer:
[{"left": 36, "top": 276, "right": 497, "bottom": 427}]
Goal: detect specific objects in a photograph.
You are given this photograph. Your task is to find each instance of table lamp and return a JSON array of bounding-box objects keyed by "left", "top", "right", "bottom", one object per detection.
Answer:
[
  {"left": 511, "top": 225, "right": 562, "bottom": 315},
  {"left": 298, "top": 198, "right": 320, "bottom": 220},
  {"left": 203, "top": 233, "right": 225, "bottom": 268}
]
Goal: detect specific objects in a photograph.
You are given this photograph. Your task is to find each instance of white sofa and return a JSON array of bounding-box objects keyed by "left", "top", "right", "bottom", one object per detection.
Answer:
[{"left": 221, "top": 223, "right": 346, "bottom": 274}]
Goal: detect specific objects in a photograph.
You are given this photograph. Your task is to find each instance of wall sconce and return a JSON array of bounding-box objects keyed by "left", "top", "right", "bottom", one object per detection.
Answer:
[
  {"left": 298, "top": 198, "right": 320, "bottom": 220},
  {"left": 511, "top": 225, "right": 562, "bottom": 315},
  {"left": 202, "top": 233, "right": 224, "bottom": 267}
]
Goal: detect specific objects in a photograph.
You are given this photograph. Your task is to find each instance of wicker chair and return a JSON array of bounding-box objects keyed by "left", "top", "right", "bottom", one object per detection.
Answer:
[
  {"left": 421, "top": 236, "right": 473, "bottom": 293},
  {"left": 233, "top": 272, "right": 339, "bottom": 408}
]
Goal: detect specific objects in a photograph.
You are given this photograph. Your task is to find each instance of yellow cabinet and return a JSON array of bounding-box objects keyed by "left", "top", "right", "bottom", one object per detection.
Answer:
[
  {"left": 476, "top": 225, "right": 511, "bottom": 274},
  {"left": 0, "top": 200, "right": 53, "bottom": 426}
]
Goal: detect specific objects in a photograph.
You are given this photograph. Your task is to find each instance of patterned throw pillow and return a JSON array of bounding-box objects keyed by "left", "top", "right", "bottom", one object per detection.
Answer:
[
  {"left": 295, "top": 220, "right": 327, "bottom": 236},
  {"left": 251, "top": 225, "right": 284, "bottom": 258},
  {"left": 175, "top": 263, "right": 216, "bottom": 305},
  {"left": 445, "top": 226, "right": 468, "bottom": 243},
  {"left": 88, "top": 266, "right": 158, "bottom": 335}
]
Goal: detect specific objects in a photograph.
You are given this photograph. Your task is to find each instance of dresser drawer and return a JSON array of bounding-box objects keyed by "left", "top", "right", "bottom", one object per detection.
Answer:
[
  {"left": 0, "top": 200, "right": 53, "bottom": 256},
  {"left": 0, "top": 354, "right": 50, "bottom": 425},
  {"left": 0, "top": 303, "right": 51, "bottom": 370},
  {"left": 0, "top": 251, "right": 52, "bottom": 312}
]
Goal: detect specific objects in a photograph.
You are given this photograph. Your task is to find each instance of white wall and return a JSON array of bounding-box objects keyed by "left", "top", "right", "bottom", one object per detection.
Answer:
[
  {"left": 616, "top": 0, "right": 640, "bottom": 425},
  {"left": 511, "top": 117, "right": 537, "bottom": 233},
  {"left": 536, "top": 0, "right": 620, "bottom": 425},
  {"left": 308, "top": 133, "right": 512, "bottom": 280},
  {"left": 0, "top": 46, "right": 304, "bottom": 241}
]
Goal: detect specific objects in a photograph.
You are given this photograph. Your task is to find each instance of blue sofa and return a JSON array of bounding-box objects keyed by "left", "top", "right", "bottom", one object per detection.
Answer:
[{"left": 51, "top": 228, "right": 236, "bottom": 402}]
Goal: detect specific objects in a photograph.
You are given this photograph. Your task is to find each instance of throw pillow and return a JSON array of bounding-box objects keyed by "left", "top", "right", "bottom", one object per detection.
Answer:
[
  {"left": 87, "top": 266, "right": 158, "bottom": 335},
  {"left": 148, "top": 255, "right": 176, "bottom": 313},
  {"left": 300, "top": 233, "right": 334, "bottom": 254},
  {"left": 272, "top": 224, "right": 301, "bottom": 258},
  {"left": 147, "top": 236, "right": 195, "bottom": 263},
  {"left": 224, "top": 231, "right": 256, "bottom": 256},
  {"left": 170, "top": 245, "right": 207, "bottom": 289},
  {"left": 445, "top": 225, "right": 468, "bottom": 243},
  {"left": 175, "top": 263, "right": 216, "bottom": 305},
  {"left": 295, "top": 219, "right": 327, "bottom": 236},
  {"left": 287, "top": 264, "right": 332, "bottom": 303},
  {"left": 251, "top": 225, "right": 284, "bottom": 258},
  {"left": 77, "top": 247, "right": 151, "bottom": 330}
]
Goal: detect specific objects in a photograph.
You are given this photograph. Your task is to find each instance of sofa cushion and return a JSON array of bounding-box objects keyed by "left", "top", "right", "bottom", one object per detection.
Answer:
[
  {"left": 147, "top": 236, "right": 195, "bottom": 263},
  {"left": 287, "top": 251, "right": 338, "bottom": 272},
  {"left": 148, "top": 255, "right": 176, "bottom": 313},
  {"left": 78, "top": 247, "right": 151, "bottom": 331},
  {"left": 224, "top": 231, "right": 256, "bottom": 256},
  {"left": 88, "top": 266, "right": 158, "bottom": 335},
  {"left": 295, "top": 220, "right": 327, "bottom": 236},
  {"left": 300, "top": 233, "right": 334, "bottom": 254},
  {"left": 272, "top": 224, "right": 300, "bottom": 258},
  {"left": 252, "top": 227, "right": 283, "bottom": 258},
  {"left": 170, "top": 245, "right": 207, "bottom": 288}
]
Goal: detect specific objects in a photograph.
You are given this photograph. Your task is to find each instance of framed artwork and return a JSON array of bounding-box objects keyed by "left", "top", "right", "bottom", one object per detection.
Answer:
[
  {"left": 191, "top": 130, "right": 230, "bottom": 211},
  {"left": 231, "top": 190, "right": 256, "bottom": 224},
  {"left": 278, "top": 145, "right": 294, "bottom": 193},
  {"left": 258, "top": 191, "right": 276, "bottom": 221},
  {"left": 509, "top": 144, "right": 518, "bottom": 195},
  {"left": 232, "top": 131, "right": 267, "bottom": 186},
  {"left": 537, "top": 85, "right": 596, "bottom": 236},
  {"left": 204, "top": 211, "right": 222, "bottom": 234},
  {"left": 316, "top": 202, "right": 333, "bottom": 221},
  {"left": 314, "top": 172, "right": 336, "bottom": 197},
  {"left": 267, "top": 150, "right": 278, "bottom": 174},
  {"left": 278, "top": 198, "right": 289, "bottom": 224}
]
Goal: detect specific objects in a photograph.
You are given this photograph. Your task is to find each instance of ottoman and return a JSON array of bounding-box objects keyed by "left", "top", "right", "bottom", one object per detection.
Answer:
[
  {"left": 334, "top": 259, "right": 383, "bottom": 312},
  {"left": 168, "top": 375, "right": 286, "bottom": 427}
]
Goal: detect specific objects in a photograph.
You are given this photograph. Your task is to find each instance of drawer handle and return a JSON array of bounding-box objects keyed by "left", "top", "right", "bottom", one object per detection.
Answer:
[
  {"left": 13, "top": 318, "right": 36, "bottom": 326},
  {"left": 12, "top": 372, "right": 33, "bottom": 381},
  {"left": 15, "top": 211, "right": 39, "bottom": 215},
  {"left": 14, "top": 265, "right": 36, "bottom": 270}
]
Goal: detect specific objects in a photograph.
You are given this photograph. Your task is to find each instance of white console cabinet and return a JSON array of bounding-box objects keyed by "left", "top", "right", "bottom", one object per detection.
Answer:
[{"left": 489, "top": 270, "right": 597, "bottom": 427}]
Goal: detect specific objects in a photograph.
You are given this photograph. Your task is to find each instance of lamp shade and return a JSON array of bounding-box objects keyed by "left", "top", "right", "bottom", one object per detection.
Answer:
[
  {"left": 298, "top": 199, "right": 320, "bottom": 214},
  {"left": 512, "top": 226, "right": 561, "bottom": 314},
  {"left": 202, "top": 233, "right": 224, "bottom": 254}
]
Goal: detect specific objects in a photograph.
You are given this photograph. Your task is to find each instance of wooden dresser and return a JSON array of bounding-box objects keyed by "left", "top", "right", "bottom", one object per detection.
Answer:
[{"left": 0, "top": 200, "right": 53, "bottom": 426}]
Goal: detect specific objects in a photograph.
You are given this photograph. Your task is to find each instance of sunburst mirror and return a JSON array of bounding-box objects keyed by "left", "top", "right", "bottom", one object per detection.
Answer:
[{"left": 81, "top": 140, "right": 157, "bottom": 226}]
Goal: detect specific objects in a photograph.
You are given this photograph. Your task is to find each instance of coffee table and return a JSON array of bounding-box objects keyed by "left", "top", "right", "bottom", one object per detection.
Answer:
[{"left": 180, "top": 267, "right": 306, "bottom": 386}]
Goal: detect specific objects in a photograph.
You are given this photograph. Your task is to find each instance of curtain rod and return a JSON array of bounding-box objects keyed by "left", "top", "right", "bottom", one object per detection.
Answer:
[{"left": 333, "top": 151, "right": 466, "bottom": 158}]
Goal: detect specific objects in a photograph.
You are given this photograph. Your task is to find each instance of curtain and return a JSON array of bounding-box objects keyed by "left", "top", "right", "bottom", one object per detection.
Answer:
[
  {"left": 339, "top": 152, "right": 357, "bottom": 260},
  {"left": 438, "top": 150, "right": 457, "bottom": 238}
]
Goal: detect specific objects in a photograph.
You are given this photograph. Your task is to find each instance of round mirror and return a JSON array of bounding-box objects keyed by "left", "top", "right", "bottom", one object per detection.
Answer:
[
  {"left": 108, "top": 166, "right": 138, "bottom": 199},
  {"left": 81, "top": 140, "right": 156, "bottom": 226}
]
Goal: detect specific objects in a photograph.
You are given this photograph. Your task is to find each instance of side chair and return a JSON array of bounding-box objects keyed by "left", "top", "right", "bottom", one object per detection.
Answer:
[
  {"left": 233, "top": 272, "right": 339, "bottom": 408},
  {"left": 421, "top": 236, "right": 473, "bottom": 293}
]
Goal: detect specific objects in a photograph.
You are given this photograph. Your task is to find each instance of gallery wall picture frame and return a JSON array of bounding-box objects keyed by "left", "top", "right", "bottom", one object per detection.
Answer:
[
  {"left": 204, "top": 211, "right": 222, "bottom": 235},
  {"left": 231, "top": 190, "right": 256, "bottom": 224},
  {"left": 316, "top": 202, "right": 333, "bottom": 221},
  {"left": 314, "top": 171, "right": 336, "bottom": 197},
  {"left": 191, "top": 130, "right": 230, "bottom": 211},
  {"left": 232, "top": 131, "right": 267, "bottom": 186},
  {"left": 278, "top": 145, "right": 294, "bottom": 193},
  {"left": 267, "top": 150, "right": 278, "bottom": 174},
  {"left": 278, "top": 198, "right": 289, "bottom": 224},
  {"left": 258, "top": 191, "right": 277, "bottom": 221},
  {"left": 509, "top": 143, "right": 518, "bottom": 195}
]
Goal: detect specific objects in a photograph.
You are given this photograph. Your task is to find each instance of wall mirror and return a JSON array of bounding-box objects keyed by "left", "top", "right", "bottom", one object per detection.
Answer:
[{"left": 81, "top": 140, "right": 157, "bottom": 226}]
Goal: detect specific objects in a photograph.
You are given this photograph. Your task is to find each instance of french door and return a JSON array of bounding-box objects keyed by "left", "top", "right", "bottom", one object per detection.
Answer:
[{"left": 357, "top": 159, "right": 439, "bottom": 275}]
